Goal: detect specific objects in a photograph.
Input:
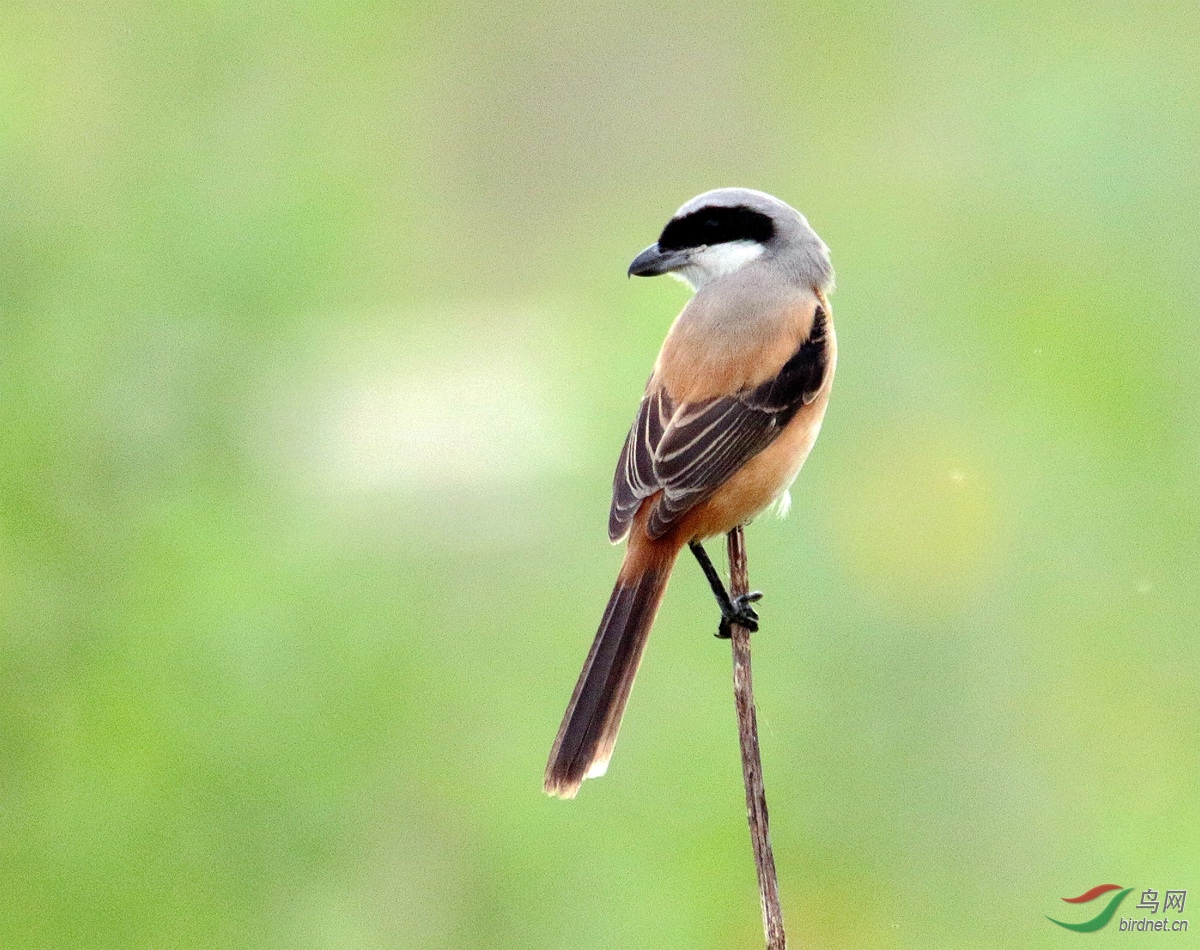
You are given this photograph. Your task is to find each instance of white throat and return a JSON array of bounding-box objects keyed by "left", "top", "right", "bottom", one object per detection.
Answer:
[{"left": 670, "top": 240, "right": 764, "bottom": 291}]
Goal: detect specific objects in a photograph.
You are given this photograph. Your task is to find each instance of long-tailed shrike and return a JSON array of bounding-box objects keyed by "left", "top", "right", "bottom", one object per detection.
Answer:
[{"left": 545, "top": 188, "right": 836, "bottom": 798}]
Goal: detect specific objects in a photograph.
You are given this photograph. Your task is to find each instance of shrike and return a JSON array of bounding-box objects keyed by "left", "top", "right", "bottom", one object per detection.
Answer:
[{"left": 545, "top": 188, "right": 836, "bottom": 798}]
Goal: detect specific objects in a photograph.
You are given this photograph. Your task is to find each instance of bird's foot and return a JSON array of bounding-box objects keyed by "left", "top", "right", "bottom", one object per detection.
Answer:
[{"left": 715, "top": 592, "right": 764, "bottom": 639}]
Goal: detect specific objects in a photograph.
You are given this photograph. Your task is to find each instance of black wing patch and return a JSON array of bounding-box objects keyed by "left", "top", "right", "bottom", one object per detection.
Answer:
[
  {"left": 744, "top": 305, "right": 830, "bottom": 416},
  {"left": 609, "top": 306, "right": 831, "bottom": 541}
]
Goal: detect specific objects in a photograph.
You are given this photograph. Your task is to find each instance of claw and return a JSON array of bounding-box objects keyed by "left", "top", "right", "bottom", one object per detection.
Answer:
[
  {"left": 716, "top": 592, "right": 763, "bottom": 637},
  {"left": 731, "top": 593, "right": 761, "bottom": 626}
]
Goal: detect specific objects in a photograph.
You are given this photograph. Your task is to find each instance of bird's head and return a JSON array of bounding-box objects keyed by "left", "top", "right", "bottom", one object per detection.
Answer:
[{"left": 627, "top": 187, "right": 833, "bottom": 292}]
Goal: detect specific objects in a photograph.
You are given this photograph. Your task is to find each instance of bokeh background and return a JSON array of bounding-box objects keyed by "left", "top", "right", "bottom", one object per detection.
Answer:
[{"left": 3, "top": 2, "right": 1199, "bottom": 948}]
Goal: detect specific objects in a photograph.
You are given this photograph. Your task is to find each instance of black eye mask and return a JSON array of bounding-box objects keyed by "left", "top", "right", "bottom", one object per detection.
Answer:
[{"left": 657, "top": 205, "right": 775, "bottom": 251}]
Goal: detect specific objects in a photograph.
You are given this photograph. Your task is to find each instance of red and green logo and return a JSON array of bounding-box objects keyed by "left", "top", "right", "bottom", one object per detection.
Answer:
[{"left": 1047, "top": 884, "right": 1132, "bottom": 932}]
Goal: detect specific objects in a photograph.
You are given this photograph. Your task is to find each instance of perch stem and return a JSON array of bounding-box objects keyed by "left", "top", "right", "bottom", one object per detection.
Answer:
[{"left": 726, "top": 526, "right": 787, "bottom": 950}]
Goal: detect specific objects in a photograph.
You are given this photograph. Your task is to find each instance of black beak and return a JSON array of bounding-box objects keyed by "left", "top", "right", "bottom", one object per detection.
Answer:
[{"left": 628, "top": 244, "right": 693, "bottom": 277}]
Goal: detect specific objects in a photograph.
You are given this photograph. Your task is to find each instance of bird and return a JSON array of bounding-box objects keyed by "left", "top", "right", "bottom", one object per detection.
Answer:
[{"left": 544, "top": 188, "right": 836, "bottom": 799}]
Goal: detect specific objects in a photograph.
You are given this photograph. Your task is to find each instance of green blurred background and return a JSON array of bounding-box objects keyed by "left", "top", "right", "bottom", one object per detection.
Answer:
[{"left": 2, "top": 2, "right": 1198, "bottom": 948}]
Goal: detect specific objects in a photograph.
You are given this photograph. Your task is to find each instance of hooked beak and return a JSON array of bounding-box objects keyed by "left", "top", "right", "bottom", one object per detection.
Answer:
[{"left": 628, "top": 244, "right": 693, "bottom": 277}]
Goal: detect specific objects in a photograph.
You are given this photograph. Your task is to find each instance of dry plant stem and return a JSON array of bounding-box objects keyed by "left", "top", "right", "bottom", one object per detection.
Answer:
[{"left": 727, "top": 526, "right": 787, "bottom": 950}]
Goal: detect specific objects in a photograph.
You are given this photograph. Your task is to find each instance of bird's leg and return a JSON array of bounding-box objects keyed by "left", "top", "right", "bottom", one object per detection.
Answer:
[{"left": 688, "top": 539, "right": 764, "bottom": 639}]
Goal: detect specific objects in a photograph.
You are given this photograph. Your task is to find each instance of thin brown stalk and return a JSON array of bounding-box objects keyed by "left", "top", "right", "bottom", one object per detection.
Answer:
[{"left": 726, "top": 526, "right": 787, "bottom": 950}]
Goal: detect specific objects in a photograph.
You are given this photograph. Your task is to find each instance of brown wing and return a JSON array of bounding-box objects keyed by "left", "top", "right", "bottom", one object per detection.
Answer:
[
  {"left": 608, "top": 305, "right": 831, "bottom": 542},
  {"left": 608, "top": 385, "right": 674, "bottom": 541}
]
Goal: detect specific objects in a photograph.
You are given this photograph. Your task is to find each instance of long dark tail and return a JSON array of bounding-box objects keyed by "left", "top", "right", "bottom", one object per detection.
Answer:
[{"left": 544, "top": 546, "right": 676, "bottom": 798}]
